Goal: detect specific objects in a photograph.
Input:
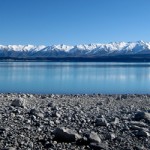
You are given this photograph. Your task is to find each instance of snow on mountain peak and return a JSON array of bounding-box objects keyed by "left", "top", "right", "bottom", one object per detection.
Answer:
[
  {"left": 52, "top": 44, "right": 73, "bottom": 51},
  {"left": 0, "top": 41, "right": 150, "bottom": 57}
]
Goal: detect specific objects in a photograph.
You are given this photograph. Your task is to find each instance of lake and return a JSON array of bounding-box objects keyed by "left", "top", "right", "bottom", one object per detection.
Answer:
[{"left": 0, "top": 62, "right": 150, "bottom": 94}]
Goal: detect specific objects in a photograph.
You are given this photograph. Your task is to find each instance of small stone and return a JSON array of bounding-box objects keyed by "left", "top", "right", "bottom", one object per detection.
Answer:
[
  {"left": 52, "top": 111, "right": 61, "bottom": 118},
  {"left": 37, "top": 112, "right": 44, "bottom": 118},
  {"left": 0, "top": 113, "right": 2, "bottom": 119},
  {"left": 44, "top": 142, "right": 54, "bottom": 148},
  {"left": 31, "top": 115, "right": 36, "bottom": 121},
  {"left": 23, "top": 125, "right": 31, "bottom": 130},
  {"left": 0, "top": 127, "right": 6, "bottom": 132},
  {"left": 49, "top": 121, "right": 54, "bottom": 126},
  {"left": 41, "top": 95, "right": 47, "bottom": 99},
  {"left": 116, "top": 95, "right": 121, "bottom": 100},
  {"left": 55, "top": 120, "right": 60, "bottom": 124},
  {"left": 29, "top": 108, "right": 38, "bottom": 115},
  {"left": 89, "top": 143, "right": 107, "bottom": 150},
  {"left": 95, "top": 117, "right": 108, "bottom": 126},
  {"left": 10, "top": 113, "right": 15, "bottom": 118},
  {"left": 110, "top": 133, "right": 116, "bottom": 140},
  {"left": 1, "top": 148, "right": 16, "bottom": 150},
  {"left": 137, "top": 130, "right": 150, "bottom": 137},
  {"left": 28, "top": 141, "right": 34, "bottom": 148},
  {"left": 130, "top": 121, "right": 148, "bottom": 127},
  {"left": 53, "top": 106, "right": 59, "bottom": 111},
  {"left": 121, "top": 94, "right": 128, "bottom": 99},
  {"left": 113, "top": 117, "right": 119, "bottom": 124},
  {"left": 44, "top": 111, "right": 50, "bottom": 118},
  {"left": 49, "top": 94, "right": 55, "bottom": 98},
  {"left": 48, "top": 102, "right": 55, "bottom": 107},
  {"left": 76, "top": 137, "right": 89, "bottom": 145},
  {"left": 134, "top": 146, "right": 145, "bottom": 150},
  {"left": 129, "top": 125, "right": 143, "bottom": 130},
  {"left": 87, "top": 132, "right": 101, "bottom": 143},
  {"left": 105, "top": 133, "right": 116, "bottom": 140}
]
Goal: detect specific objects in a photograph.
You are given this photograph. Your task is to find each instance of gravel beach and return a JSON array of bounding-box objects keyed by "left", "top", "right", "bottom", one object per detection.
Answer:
[{"left": 0, "top": 94, "right": 150, "bottom": 150}]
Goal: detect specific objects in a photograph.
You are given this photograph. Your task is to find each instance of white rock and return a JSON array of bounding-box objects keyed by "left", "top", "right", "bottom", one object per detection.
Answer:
[{"left": 88, "top": 132, "right": 101, "bottom": 143}]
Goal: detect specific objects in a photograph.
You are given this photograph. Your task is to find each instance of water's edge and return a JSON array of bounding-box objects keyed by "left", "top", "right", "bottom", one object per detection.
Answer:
[{"left": 1, "top": 54, "right": 150, "bottom": 62}]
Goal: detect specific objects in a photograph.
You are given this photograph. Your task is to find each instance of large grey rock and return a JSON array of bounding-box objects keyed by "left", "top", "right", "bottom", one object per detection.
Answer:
[
  {"left": 87, "top": 132, "right": 101, "bottom": 143},
  {"left": 95, "top": 117, "right": 108, "bottom": 126},
  {"left": 134, "top": 112, "right": 150, "bottom": 123},
  {"left": 113, "top": 117, "right": 120, "bottom": 124},
  {"left": 53, "top": 127, "right": 82, "bottom": 142},
  {"left": 29, "top": 108, "right": 44, "bottom": 118},
  {"left": 11, "top": 98, "right": 26, "bottom": 108},
  {"left": 137, "top": 130, "right": 150, "bottom": 137}
]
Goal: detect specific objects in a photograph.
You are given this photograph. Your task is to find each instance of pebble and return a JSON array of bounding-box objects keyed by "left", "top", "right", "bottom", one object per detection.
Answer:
[
  {"left": 87, "top": 131, "right": 101, "bottom": 143},
  {"left": 95, "top": 117, "right": 108, "bottom": 126},
  {"left": 0, "top": 94, "right": 150, "bottom": 149}
]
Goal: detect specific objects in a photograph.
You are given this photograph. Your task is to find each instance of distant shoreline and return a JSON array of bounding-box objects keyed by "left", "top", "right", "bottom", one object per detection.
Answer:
[
  {"left": 1, "top": 54, "right": 150, "bottom": 62},
  {"left": 8, "top": 93, "right": 150, "bottom": 95}
]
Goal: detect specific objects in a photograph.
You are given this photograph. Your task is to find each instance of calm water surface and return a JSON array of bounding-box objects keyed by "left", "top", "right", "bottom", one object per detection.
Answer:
[{"left": 0, "top": 62, "right": 150, "bottom": 94}]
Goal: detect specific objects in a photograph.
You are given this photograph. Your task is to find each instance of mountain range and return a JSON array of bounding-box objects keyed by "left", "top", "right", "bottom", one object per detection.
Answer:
[{"left": 0, "top": 41, "right": 150, "bottom": 61}]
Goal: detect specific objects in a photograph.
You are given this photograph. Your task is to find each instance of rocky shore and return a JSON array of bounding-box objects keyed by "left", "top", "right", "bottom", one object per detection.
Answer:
[{"left": 0, "top": 94, "right": 150, "bottom": 150}]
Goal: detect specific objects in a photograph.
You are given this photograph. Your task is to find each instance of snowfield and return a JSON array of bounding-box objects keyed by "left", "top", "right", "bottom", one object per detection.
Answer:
[{"left": 0, "top": 41, "right": 150, "bottom": 58}]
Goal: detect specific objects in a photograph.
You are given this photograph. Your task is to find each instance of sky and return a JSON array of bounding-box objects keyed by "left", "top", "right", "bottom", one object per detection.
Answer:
[{"left": 0, "top": 0, "right": 150, "bottom": 45}]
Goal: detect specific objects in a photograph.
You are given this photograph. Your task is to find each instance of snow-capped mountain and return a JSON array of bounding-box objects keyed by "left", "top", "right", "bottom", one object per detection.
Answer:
[{"left": 0, "top": 41, "right": 150, "bottom": 58}]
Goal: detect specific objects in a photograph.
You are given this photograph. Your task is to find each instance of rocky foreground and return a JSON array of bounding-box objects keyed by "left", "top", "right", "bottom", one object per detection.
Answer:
[{"left": 0, "top": 94, "right": 150, "bottom": 150}]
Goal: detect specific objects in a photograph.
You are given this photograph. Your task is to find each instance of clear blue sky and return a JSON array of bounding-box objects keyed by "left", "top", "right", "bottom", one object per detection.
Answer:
[{"left": 0, "top": 0, "right": 150, "bottom": 45}]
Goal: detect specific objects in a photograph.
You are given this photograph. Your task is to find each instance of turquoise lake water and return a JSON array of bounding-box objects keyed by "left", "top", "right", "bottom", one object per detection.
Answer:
[{"left": 0, "top": 62, "right": 150, "bottom": 94}]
